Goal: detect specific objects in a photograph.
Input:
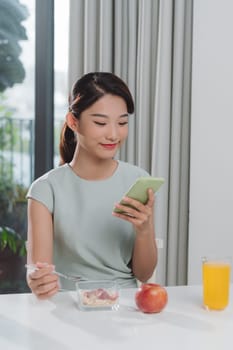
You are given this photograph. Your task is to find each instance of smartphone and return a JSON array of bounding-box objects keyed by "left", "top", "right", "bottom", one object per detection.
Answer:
[{"left": 113, "top": 176, "right": 165, "bottom": 214}]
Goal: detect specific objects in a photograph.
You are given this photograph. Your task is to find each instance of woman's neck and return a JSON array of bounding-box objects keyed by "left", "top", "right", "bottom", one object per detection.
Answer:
[{"left": 69, "top": 151, "right": 118, "bottom": 180}]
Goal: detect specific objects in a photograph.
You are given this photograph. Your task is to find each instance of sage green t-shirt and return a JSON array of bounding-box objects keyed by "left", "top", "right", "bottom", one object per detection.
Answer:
[{"left": 27, "top": 161, "right": 149, "bottom": 289}]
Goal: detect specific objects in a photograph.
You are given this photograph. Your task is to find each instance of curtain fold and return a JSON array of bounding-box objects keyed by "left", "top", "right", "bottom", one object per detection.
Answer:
[
  {"left": 68, "top": 0, "right": 193, "bottom": 285},
  {"left": 166, "top": 0, "right": 193, "bottom": 285}
]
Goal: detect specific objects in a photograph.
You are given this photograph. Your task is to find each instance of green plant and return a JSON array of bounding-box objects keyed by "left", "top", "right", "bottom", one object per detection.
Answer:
[
  {"left": 0, "top": 225, "right": 26, "bottom": 257},
  {"left": 14, "top": 183, "right": 28, "bottom": 203},
  {"left": 0, "top": 225, "right": 29, "bottom": 294},
  {"left": 0, "top": 0, "right": 29, "bottom": 92}
]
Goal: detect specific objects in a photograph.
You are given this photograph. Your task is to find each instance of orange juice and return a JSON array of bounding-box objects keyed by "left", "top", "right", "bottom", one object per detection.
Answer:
[{"left": 202, "top": 261, "right": 231, "bottom": 310}]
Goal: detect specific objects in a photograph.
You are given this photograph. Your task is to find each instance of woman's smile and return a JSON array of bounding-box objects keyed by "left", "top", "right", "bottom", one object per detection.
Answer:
[{"left": 100, "top": 143, "right": 118, "bottom": 150}]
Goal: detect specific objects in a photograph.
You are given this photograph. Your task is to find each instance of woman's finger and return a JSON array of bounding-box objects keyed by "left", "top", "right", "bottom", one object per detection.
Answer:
[
  {"left": 29, "top": 264, "right": 55, "bottom": 280},
  {"left": 36, "top": 283, "right": 59, "bottom": 300},
  {"left": 146, "top": 188, "right": 155, "bottom": 207}
]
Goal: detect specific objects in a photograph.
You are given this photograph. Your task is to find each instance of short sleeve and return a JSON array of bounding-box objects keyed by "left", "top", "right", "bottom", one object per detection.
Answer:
[{"left": 26, "top": 176, "right": 54, "bottom": 213}]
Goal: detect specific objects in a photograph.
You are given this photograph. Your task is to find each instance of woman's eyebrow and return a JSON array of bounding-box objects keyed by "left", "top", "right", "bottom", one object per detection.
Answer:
[{"left": 90, "top": 113, "right": 129, "bottom": 118}]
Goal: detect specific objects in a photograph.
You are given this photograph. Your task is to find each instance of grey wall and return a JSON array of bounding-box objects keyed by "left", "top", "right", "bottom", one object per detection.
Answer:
[{"left": 188, "top": 0, "right": 233, "bottom": 284}]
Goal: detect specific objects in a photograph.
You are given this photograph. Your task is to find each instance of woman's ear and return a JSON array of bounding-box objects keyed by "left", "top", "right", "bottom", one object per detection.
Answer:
[{"left": 66, "top": 112, "right": 79, "bottom": 132}]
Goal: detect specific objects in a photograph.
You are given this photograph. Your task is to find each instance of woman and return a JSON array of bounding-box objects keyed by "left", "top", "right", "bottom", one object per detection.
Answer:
[{"left": 26, "top": 72, "right": 158, "bottom": 299}]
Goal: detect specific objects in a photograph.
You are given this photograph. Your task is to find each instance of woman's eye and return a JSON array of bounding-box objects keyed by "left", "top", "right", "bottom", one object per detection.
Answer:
[
  {"left": 119, "top": 122, "right": 128, "bottom": 126},
  {"left": 94, "top": 121, "right": 106, "bottom": 126}
]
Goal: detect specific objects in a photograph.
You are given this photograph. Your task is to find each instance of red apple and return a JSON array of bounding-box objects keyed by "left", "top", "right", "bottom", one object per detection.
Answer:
[{"left": 135, "top": 283, "right": 168, "bottom": 313}]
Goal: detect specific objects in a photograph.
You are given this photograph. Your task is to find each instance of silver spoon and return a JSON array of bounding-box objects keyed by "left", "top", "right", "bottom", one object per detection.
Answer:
[{"left": 25, "top": 264, "right": 82, "bottom": 282}]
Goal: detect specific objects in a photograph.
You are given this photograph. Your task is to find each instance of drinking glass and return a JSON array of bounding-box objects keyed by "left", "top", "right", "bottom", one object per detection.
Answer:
[{"left": 202, "top": 256, "right": 231, "bottom": 310}]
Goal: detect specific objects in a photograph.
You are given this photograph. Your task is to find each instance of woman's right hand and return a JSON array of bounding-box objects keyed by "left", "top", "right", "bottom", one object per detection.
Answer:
[{"left": 27, "top": 262, "right": 59, "bottom": 300}]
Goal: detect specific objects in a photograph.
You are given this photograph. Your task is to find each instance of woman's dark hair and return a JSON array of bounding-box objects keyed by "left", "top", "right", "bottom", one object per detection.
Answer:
[{"left": 59, "top": 72, "right": 134, "bottom": 164}]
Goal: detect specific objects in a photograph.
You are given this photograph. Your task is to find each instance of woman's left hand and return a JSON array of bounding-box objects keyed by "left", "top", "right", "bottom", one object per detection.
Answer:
[{"left": 112, "top": 188, "right": 155, "bottom": 235}]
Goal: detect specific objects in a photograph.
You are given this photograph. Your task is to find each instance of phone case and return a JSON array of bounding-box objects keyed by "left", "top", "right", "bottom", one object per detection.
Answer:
[{"left": 114, "top": 176, "right": 165, "bottom": 214}]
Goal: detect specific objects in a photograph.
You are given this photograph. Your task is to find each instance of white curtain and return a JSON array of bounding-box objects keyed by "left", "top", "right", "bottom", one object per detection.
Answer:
[{"left": 68, "top": 0, "right": 193, "bottom": 285}]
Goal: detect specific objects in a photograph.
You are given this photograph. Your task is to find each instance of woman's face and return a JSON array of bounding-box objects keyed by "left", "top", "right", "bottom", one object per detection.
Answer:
[{"left": 75, "top": 94, "right": 129, "bottom": 160}]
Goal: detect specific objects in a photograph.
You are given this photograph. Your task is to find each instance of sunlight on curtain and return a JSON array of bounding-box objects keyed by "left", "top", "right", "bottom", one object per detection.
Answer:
[{"left": 68, "top": 0, "right": 193, "bottom": 286}]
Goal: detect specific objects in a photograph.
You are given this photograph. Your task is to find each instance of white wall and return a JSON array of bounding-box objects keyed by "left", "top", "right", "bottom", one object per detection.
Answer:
[{"left": 188, "top": 0, "right": 233, "bottom": 284}]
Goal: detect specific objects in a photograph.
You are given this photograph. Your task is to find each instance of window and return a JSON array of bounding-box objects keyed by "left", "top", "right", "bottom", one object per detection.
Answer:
[
  {"left": 0, "top": 0, "right": 35, "bottom": 293},
  {"left": 0, "top": 0, "right": 70, "bottom": 293}
]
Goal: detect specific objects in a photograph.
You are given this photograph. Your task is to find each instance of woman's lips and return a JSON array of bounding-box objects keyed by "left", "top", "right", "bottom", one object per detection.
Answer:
[{"left": 100, "top": 143, "right": 118, "bottom": 150}]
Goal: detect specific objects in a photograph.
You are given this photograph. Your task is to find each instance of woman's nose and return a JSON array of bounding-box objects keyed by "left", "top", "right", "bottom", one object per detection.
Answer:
[{"left": 106, "top": 125, "right": 118, "bottom": 141}]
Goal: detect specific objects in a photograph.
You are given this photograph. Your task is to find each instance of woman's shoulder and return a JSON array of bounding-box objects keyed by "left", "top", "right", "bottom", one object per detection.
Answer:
[
  {"left": 37, "top": 164, "right": 69, "bottom": 179},
  {"left": 30, "top": 164, "right": 69, "bottom": 188},
  {"left": 118, "top": 160, "right": 150, "bottom": 177}
]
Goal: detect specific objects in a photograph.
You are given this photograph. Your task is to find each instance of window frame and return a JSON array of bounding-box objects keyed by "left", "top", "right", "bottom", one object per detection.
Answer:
[{"left": 34, "top": 0, "right": 54, "bottom": 179}]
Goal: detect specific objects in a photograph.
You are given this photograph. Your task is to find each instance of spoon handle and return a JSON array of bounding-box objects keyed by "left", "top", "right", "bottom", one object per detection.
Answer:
[{"left": 25, "top": 264, "right": 82, "bottom": 282}]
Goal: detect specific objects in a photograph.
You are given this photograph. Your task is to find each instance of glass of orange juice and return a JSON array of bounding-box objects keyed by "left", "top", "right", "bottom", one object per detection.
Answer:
[{"left": 202, "top": 256, "right": 231, "bottom": 310}]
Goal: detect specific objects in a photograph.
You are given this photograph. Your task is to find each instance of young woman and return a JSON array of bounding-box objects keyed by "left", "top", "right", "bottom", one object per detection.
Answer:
[{"left": 26, "top": 72, "right": 158, "bottom": 299}]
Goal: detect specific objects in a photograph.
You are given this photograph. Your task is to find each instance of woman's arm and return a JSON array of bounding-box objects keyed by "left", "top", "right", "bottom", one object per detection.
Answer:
[
  {"left": 26, "top": 198, "right": 59, "bottom": 299},
  {"left": 131, "top": 223, "right": 157, "bottom": 282},
  {"left": 112, "top": 189, "right": 158, "bottom": 282}
]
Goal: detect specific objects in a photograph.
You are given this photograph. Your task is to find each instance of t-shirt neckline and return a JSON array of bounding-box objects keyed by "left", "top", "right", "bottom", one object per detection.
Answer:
[{"left": 65, "top": 160, "right": 121, "bottom": 183}]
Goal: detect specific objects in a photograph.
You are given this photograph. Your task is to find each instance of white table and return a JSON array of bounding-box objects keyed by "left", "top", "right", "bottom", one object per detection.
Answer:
[{"left": 0, "top": 285, "right": 232, "bottom": 350}]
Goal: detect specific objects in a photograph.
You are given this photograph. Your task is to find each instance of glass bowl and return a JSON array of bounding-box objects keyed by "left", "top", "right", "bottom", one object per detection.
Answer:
[{"left": 76, "top": 280, "right": 120, "bottom": 311}]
